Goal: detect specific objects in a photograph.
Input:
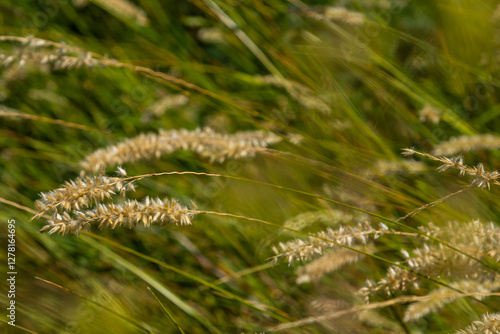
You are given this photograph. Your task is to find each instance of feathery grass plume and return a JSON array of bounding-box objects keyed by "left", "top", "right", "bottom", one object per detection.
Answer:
[
  {"left": 80, "top": 127, "right": 282, "bottom": 174},
  {"left": 455, "top": 312, "right": 500, "bottom": 334},
  {"left": 0, "top": 35, "right": 99, "bottom": 70},
  {"left": 418, "top": 105, "right": 441, "bottom": 124},
  {"left": 360, "top": 159, "right": 426, "bottom": 178},
  {"left": 322, "top": 7, "right": 366, "bottom": 25},
  {"left": 39, "top": 196, "right": 194, "bottom": 236},
  {"left": 284, "top": 132, "right": 304, "bottom": 145},
  {"left": 296, "top": 246, "right": 367, "bottom": 284},
  {"left": 255, "top": 75, "right": 331, "bottom": 114},
  {"left": 28, "top": 88, "right": 69, "bottom": 106},
  {"left": 359, "top": 266, "right": 419, "bottom": 301},
  {"left": 282, "top": 210, "right": 369, "bottom": 234},
  {"left": 404, "top": 279, "right": 500, "bottom": 322},
  {"left": 403, "top": 148, "right": 500, "bottom": 189},
  {"left": 310, "top": 298, "right": 349, "bottom": 315},
  {"left": 197, "top": 27, "right": 227, "bottom": 44},
  {"left": 432, "top": 134, "right": 500, "bottom": 156},
  {"left": 0, "top": 35, "right": 236, "bottom": 108},
  {"left": 271, "top": 221, "right": 389, "bottom": 264},
  {"left": 88, "top": 0, "right": 149, "bottom": 26},
  {"left": 141, "top": 94, "right": 189, "bottom": 123},
  {"left": 0, "top": 35, "right": 82, "bottom": 71},
  {"left": 303, "top": 6, "right": 366, "bottom": 26},
  {"left": 359, "top": 220, "right": 500, "bottom": 299},
  {"left": 322, "top": 184, "right": 377, "bottom": 212},
  {"left": 33, "top": 175, "right": 136, "bottom": 220},
  {"left": 0, "top": 35, "right": 52, "bottom": 69}
]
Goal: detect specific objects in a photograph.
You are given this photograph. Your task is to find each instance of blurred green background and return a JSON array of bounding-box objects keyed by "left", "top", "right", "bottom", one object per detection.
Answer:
[{"left": 1, "top": 0, "right": 500, "bottom": 333}]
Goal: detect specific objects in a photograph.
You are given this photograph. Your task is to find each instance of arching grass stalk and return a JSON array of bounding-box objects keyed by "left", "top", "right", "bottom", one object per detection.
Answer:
[
  {"left": 2, "top": 197, "right": 293, "bottom": 325},
  {"left": 3, "top": 184, "right": 494, "bottom": 326},
  {"left": 29, "top": 169, "right": 500, "bottom": 274},
  {"left": 0, "top": 108, "right": 109, "bottom": 134},
  {"left": 113, "top": 170, "right": 500, "bottom": 275},
  {"left": 395, "top": 184, "right": 475, "bottom": 222},
  {"left": 191, "top": 210, "right": 467, "bottom": 295},
  {"left": 0, "top": 35, "right": 261, "bottom": 118}
]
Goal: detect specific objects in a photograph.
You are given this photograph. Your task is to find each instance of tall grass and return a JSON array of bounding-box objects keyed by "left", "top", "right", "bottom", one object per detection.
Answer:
[{"left": 1, "top": 0, "right": 500, "bottom": 333}]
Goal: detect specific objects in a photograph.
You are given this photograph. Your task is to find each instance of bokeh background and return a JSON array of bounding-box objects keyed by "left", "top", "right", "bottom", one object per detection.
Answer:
[{"left": 1, "top": 0, "right": 500, "bottom": 333}]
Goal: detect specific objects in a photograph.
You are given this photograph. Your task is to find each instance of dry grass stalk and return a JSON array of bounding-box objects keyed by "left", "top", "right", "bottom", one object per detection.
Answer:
[
  {"left": 396, "top": 184, "right": 473, "bottom": 222},
  {"left": 89, "top": 0, "right": 149, "bottom": 26},
  {"left": 303, "top": 6, "right": 366, "bottom": 26},
  {"left": 40, "top": 197, "right": 194, "bottom": 236},
  {"left": 403, "top": 148, "right": 500, "bottom": 189},
  {"left": 33, "top": 175, "right": 136, "bottom": 220},
  {"left": 0, "top": 105, "right": 101, "bottom": 132},
  {"left": 32, "top": 169, "right": 197, "bottom": 236},
  {"left": 197, "top": 27, "right": 227, "bottom": 44},
  {"left": 282, "top": 210, "right": 368, "bottom": 234},
  {"left": 0, "top": 37, "right": 100, "bottom": 70},
  {"left": 80, "top": 127, "right": 281, "bottom": 174},
  {"left": 418, "top": 105, "right": 441, "bottom": 124},
  {"left": 0, "top": 35, "right": 244, "bottom": 110},
  {"left": 271, "top": 221, "right": 389, "bottom": 264},
  {"left": 455, "top": 312, "right": 500, "bottom": 334},
  {"left": 322, "top": 7, "right": 366, "bottom": 25},
  {"left": 359, "top": 220, "right": 500, "bottom": 299},
  {"left": 432, "top": 134, "right": 500, "bottom": 156},
  {"left": 310, "top": 298, "right": 350, "bottom": 314},
  {"left": 404, "top": 279, "right": 500, "bottom": 322},
  {"left": 0, "top": 197, "right": 39, "bottom": 215},
  {"left": 361, "top": 159, "right": 426, "bottom": 178},
  {"left": 296, "top": 247, "right": 366, "bottom": 284}
]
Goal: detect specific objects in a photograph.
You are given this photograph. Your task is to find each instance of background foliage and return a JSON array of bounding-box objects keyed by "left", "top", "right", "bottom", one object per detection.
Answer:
[{"left": 1, "top": 0, "right": 500, "bottom": 333}]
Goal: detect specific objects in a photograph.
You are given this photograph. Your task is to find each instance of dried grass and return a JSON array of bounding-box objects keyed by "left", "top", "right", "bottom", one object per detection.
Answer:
[{"left": 80, "top": 127, "right": 281, "bottom": 174}]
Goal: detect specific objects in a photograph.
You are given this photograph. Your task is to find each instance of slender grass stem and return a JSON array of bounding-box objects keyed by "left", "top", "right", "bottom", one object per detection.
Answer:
[{"left": 147, "top": 287, "right": 186, "bottom": 334}]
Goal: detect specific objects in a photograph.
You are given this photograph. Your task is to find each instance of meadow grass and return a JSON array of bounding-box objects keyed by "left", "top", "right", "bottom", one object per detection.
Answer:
[{"left": 1, "top": 0, "right": 500, "bottom": 333}]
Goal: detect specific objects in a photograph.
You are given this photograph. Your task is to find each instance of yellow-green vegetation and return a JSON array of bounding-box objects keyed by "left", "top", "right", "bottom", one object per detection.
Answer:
[{"left": 1, "top": 1, "right": 500, "bottom": 333}]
